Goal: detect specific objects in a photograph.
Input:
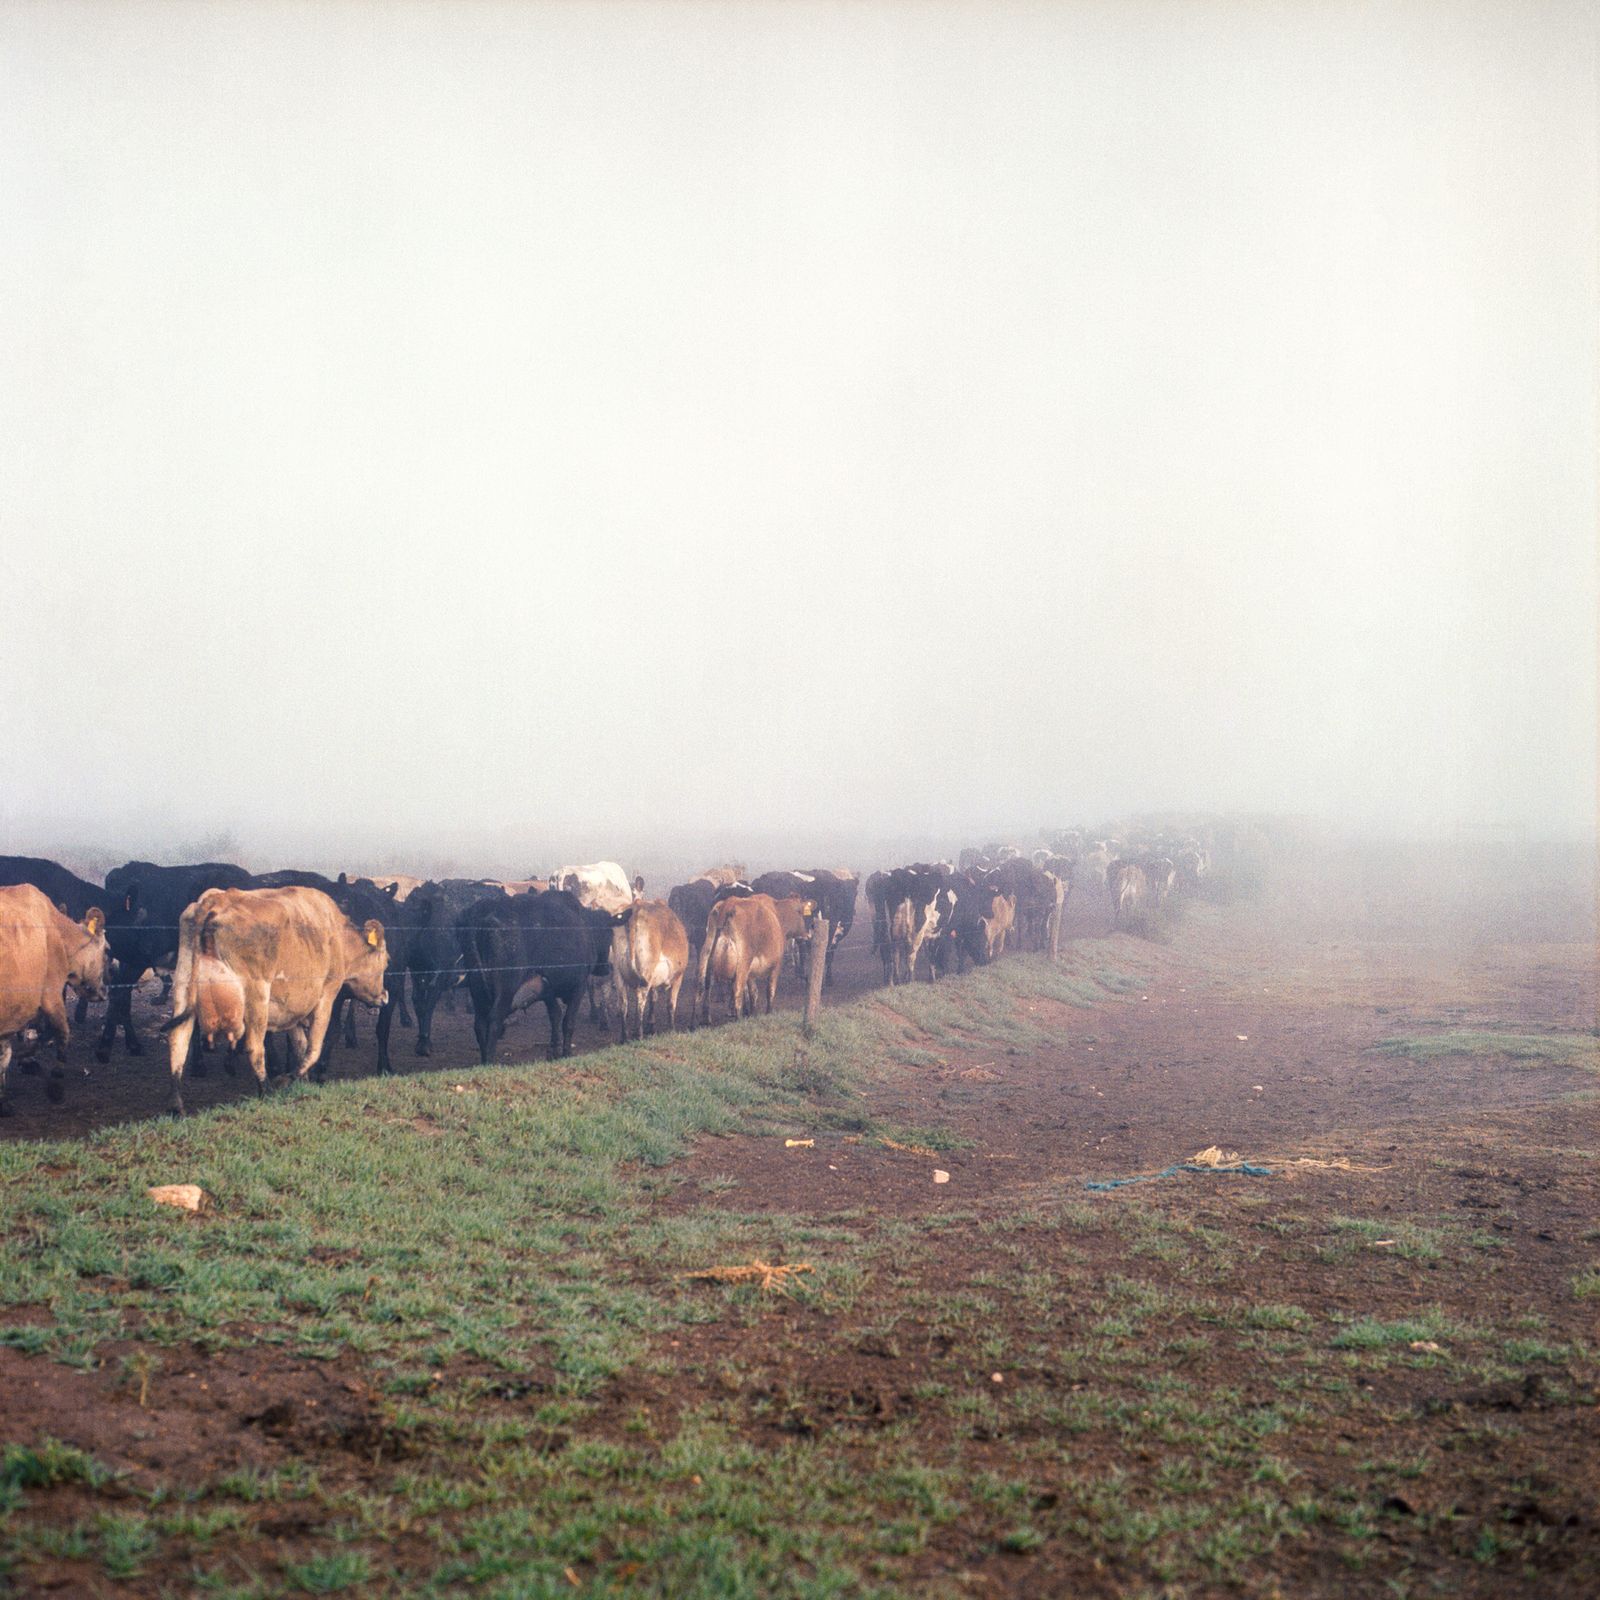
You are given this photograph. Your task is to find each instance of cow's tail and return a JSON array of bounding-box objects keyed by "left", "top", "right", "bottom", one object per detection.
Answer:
[
  {"left": 699, "top": 915, "right": 731, "bottom": 1012},
  {"left": 164, "top": 901, "right": 206, "bottom": 1031}
]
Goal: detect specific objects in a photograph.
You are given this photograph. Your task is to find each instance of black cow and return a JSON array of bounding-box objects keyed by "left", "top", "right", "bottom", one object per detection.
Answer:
[
  {"left": 0, "top": 856, "right": 104, "bottom": 920},
  {"left": 666, "top": 879, "right": 720, "bottom": 975},
  {"left": 460, "top": 889, "right": 599, "bottom": 1063},
  {"left": 804, "top": 868, "right": 858, "bottom": 984},
  {"left": 930, "top": 873, "right": 996, "bottom": 977},
  {"left": 404, "top": 878, "right": 500, "bottom": 1057},
  {"left": 97, "top": 860, "right": 255, "bottom": 1062}
]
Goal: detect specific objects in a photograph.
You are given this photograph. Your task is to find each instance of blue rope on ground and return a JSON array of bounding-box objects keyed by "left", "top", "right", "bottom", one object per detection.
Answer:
[{"left": 1085, "top": 1161, "right": 1274, "bottom": 1191}]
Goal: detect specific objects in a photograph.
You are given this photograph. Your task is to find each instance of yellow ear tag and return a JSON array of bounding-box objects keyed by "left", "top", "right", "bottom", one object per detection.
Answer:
[{"left": 366, "top": 927, "right": 380, "bottom": 947}]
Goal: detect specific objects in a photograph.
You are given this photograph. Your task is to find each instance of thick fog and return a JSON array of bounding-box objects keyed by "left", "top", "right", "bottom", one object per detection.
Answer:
[{"left": 3, "top": 1, "right": 1595, "bottom": 876}]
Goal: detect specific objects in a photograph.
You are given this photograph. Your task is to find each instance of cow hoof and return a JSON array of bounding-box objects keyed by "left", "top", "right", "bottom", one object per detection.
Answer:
[
  {"left": 191, "top": 1059, "right": 210, "bottom": 1079},
  {"left": 0, "top": 1101, "right": 10, "bottom": 1117},
  {"left": 46, "top": 1075, "right": 65, "bottom": 1104},
  {"left": 94, "top": 1043, "right": 111, "bottom": 1064},
  {"left": 17, "top": 1059, "right": 41, "bottom": 1077},
  {"left": 414, "top": 1040, "right": 431, "bottom": 1057},
  {"left": 127, "top": 1038, "right": 144, "bottom": 1058}
]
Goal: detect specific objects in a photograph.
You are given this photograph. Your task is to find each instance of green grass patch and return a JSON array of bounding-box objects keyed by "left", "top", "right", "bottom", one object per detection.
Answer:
[
  {"left": 1372, "top": 1030, "right": 1599, "bottom": 1070},
  {"left": 1330, "top": 1309, "right": 1472, "bottom": 1351}
]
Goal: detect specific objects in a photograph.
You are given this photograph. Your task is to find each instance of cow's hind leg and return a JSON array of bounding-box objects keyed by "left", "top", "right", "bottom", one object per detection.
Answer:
[
  {"left": 242, "top": 1028, "right": 270, "bottom": 1098},
  {"left": 0, "top": 1040, "right": 12, "bottom": 1116}
]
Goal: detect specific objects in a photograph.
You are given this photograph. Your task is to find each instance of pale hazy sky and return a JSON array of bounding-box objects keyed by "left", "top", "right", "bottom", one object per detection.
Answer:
[{"left": 3, "top": 1, "right": 1596, "bottom": 868}]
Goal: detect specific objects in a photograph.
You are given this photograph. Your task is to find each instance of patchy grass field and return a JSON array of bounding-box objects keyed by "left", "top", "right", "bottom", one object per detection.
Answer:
[{"left": 1, "top": 879, "right": 1596, "bottom": 1597}]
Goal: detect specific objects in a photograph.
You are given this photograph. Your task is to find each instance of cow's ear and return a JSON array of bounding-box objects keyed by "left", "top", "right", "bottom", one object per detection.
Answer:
[
  {"left": 363, "top": 920, "right": 383, "bottom": 948},
  {"left": 84, "top": 908, "right": 104, "bottom": 937},
  {"left": 632, "top": 875, "right": 645, "bottom": 893},
  {"left": 122, "top": 887, "right": 137, "bottom": 912},
  {"left": 383, "top": 882, "right": 399, "bottom": 898}
]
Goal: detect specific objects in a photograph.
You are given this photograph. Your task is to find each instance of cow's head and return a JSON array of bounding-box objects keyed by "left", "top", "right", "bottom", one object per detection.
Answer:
[
  {"left": 348, "top": 919, "right": 389, "bottom": 1007},
  {"left": 68, "top": 908, "right": 110, "bottom": 1000}
]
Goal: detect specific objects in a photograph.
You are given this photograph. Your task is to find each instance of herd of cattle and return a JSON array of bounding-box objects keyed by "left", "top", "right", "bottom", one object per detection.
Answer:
[{"left": 0, "top": 827, "right": 1214, "bottom": 1116}]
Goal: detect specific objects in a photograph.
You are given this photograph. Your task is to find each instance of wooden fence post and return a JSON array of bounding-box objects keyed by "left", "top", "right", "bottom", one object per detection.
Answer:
[{"left": 803, "top": 911, "right": 828, "bottom": 1037}]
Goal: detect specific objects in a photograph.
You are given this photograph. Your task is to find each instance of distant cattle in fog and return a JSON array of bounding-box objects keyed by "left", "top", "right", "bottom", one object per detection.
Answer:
[{"left": 1107, "top": 859, "right": 1150, "bottom": 923}]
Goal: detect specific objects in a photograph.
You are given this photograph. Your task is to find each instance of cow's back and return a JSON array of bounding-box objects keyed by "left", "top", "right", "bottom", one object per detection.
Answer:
[
  {"left": 188, "top": 887, "right": 349, "bottom": 1014},
  {"left": 0, "top": 857, "right": 101, "bottom": 921}
]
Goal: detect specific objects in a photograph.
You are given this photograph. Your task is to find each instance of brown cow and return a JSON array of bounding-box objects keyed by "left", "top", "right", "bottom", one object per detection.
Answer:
[
  {"left": 609, "top": 899, "right": 690, "bottom": 1042},
  {"left": 164, "top": 886, "right": 388, "bottom": 1115},
  {"left": 698, "top": 893, "right": 811, "bottom": 1022},
  {"left": 0, "top": 885, "right": 108, "bottom": 1112},
  {"left": 695, "top": 863, "right": 747, "bottom": 887}
]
